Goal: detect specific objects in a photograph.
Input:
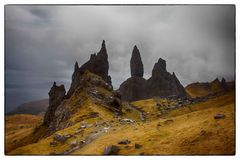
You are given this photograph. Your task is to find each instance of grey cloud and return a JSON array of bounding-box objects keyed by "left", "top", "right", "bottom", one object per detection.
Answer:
[{"left": 5, "top": 5, "right": 235, "bottom": 112}]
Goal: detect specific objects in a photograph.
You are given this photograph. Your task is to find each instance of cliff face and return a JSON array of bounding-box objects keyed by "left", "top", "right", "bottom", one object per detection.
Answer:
[
  {"left": 66, "top": 40, "right": 112, "bottom": 98},
  {"left": 147, "top": 58, "right": 186, "bottom": 98},
  {"left": 43, "top": 82, "right": 66, "bottom": 126},
  {"left": 119, "top": 47, "right": 186, "bottom": 101},
  {"left": 119, "top": 76, "right": 147, "bottom": 101}
]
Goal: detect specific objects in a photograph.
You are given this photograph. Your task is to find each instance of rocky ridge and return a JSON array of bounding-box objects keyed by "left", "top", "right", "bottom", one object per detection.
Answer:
[
  {"left": 119, "top": 46, "right": 186, "bottom": 102},
  {"left": 67, "top": 40, "right": 112, "bottom": 98},
  {"left": 40, "top": 41, "right": 121, "bottom": 136},
  {"left": 185, "top": 78, "right": 233, "bottom": 98}
]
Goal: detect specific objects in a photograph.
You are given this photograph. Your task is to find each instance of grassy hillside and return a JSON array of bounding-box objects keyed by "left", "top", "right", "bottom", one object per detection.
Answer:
[
  {"left": 5, "top": 114, "right": 43, "bottom": 153},
  {"left": 185, "top": 79, "right": 227, "bottom": 98},
  {"left": 7, "top": 90, "right": 235, "bottom": 155}
]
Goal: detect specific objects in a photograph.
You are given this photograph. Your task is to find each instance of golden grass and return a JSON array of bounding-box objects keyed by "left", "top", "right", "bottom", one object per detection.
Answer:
[
  {"left": 72, "top": 91, "right": 235, "bottom": 155},
  {"left": 5, "top": 114, "right": 43, "bottom": 153},
  {"left": 7, "top": 91, "right": 235, "bottom": 155}
]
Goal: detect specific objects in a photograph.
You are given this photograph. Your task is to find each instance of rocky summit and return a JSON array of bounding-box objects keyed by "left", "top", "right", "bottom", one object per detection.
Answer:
[
  {"left": 67, "top": 40, "right": 112, "bottom": 98},
  {"left": 147, "top": 58, "right": 186, "bottom": 98},
  {"left": 119, "top": 47, "right": 186, "bottom": 102}
]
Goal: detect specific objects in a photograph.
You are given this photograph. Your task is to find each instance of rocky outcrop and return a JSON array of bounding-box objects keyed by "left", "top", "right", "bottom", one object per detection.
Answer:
[
  {"left": 41, "top": 41, "right": 122, "bottom": 135},
  {"left": 130, "top": 46, "right": 144, "bottom": 77},
  {"left": 119, "top": 77, "right": 147, "bottom": 101},
  {"left": 43, "top": 82, "right": 66, "bottom": 126},
  {"left": 147, "top": 58, "right": 186, "bottom": 98},
  {"left": 119, "top": 45, "right": 148, "bottom": 101},
  {"left": 67, "top": 40, "right": 111, "bottom": 98},
  {"left": 119, "top": 47, "right": 186, "bottom": 101},
  {"left": 43, "top": 71, "right": 122, "bottom": 134},
  {"left": 221, "top": 78, "right": 229, "bottom": 91}
]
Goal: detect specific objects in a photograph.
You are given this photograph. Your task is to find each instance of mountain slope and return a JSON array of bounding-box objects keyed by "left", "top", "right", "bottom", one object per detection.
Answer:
[
  {"left": 7, "top": 99, "right": 48, "bottom": 115},
  {"left": 8, "top": 90, "right": 234, "bottom": 155},
  {"left": 5, "top": 114, "right": 43, "bottom": 152},
  {"left": 185, "top": 78, "right": 232, "bottom": 98}
]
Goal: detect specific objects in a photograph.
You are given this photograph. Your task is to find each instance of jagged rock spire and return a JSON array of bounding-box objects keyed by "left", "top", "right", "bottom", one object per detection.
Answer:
[
  {"left": 98, "top": 40, "right": 107, "bottom": 56},
  {"left": 66, "top": 40, "right": 112, "bottom": 98},
  {"left": 102, "top": 40, "right": 105, "bottom": 48},
  {"left": 74, "top": 61, "right": 79, "bottom": 71},
  {"left": 213, "top": 78, "right": 220, "bottom": 83},
  {"left": 130, "top": 45, "right": 144, "bottom": 77},
  {"left": 152, "top": 58, "right": 167, "bottom": 77}
]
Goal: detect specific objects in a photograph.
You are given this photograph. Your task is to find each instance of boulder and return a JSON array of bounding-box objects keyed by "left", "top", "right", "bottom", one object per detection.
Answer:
[
  {"left": 103, "top": 145, "right": 120, "bottom": 155},
  {"left": 214, "top": 113, "right": 225, "bottom": 119},
  {"left": 53, "top": 134, "right": 70, "bottom": 143},
  {"left": 135, "top": 143, "right": 142, "bottom": 149},
  {"left": 118, "top": 139, "right": 131, "bottom": 145},
  {"left": 70, "top": 140, "right": 78, "bottom": 148}
]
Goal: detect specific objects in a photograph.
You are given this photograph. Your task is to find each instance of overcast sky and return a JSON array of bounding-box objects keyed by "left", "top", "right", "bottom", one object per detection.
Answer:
[{"left": 5, "top": 5, "right": 235, "bottom": 112}]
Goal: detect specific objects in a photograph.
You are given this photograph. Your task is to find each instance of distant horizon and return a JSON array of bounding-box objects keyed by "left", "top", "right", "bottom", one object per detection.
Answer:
[{"left": 5, "top": 5, "right": 235, "bottom": 112}]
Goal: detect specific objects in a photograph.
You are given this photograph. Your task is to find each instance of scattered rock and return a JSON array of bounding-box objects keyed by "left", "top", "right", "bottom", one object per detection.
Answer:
[
  {"left": 53, "top": 134, "right": 71, "bottom": 143},
  {"left": 200, "top": 130, "right": 206, "bottom": 136},
  {"left": 157, "top": 122, "right": 162, "bottom": 127},
  {"left": 135, "top": 143, "right": 142, "bottom": 149},
  {"left": 70, "top": 140, "right": 78, "bottom": 148},
  {"left": 80, "top": 125, "right": 87, "bottom": 129},
  {"left": 103, "top": 145, "right": 120, "bottom": 155},
  {"left": 214, "top": 113, "right": 225, "bottom": 119},
  {"left": 118, "top": 139, "right": 131, "bottom": 145},
  {"left": 80, "top": 140, "right": 86, "bottom": 144},
  {"left": 139, "top": 152, "right": 145, "bottom": 155},
  {"left": 119, "top": 118, "right": 134, "bottom": 124},
  {"left": 125, "top": 145, "right": 129, "bottom": 149},
  {"left": 75, "top": 129, "right": 84, "bottom": 135},
  {"left": 163, "top": 119, "right": 174, "bottom": 125},
  {"left": 49, "top": 141, "right": 58, "bottom": 147},
  {"left": 88, "top": 112, "right": 99, "bottom": 118}
]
